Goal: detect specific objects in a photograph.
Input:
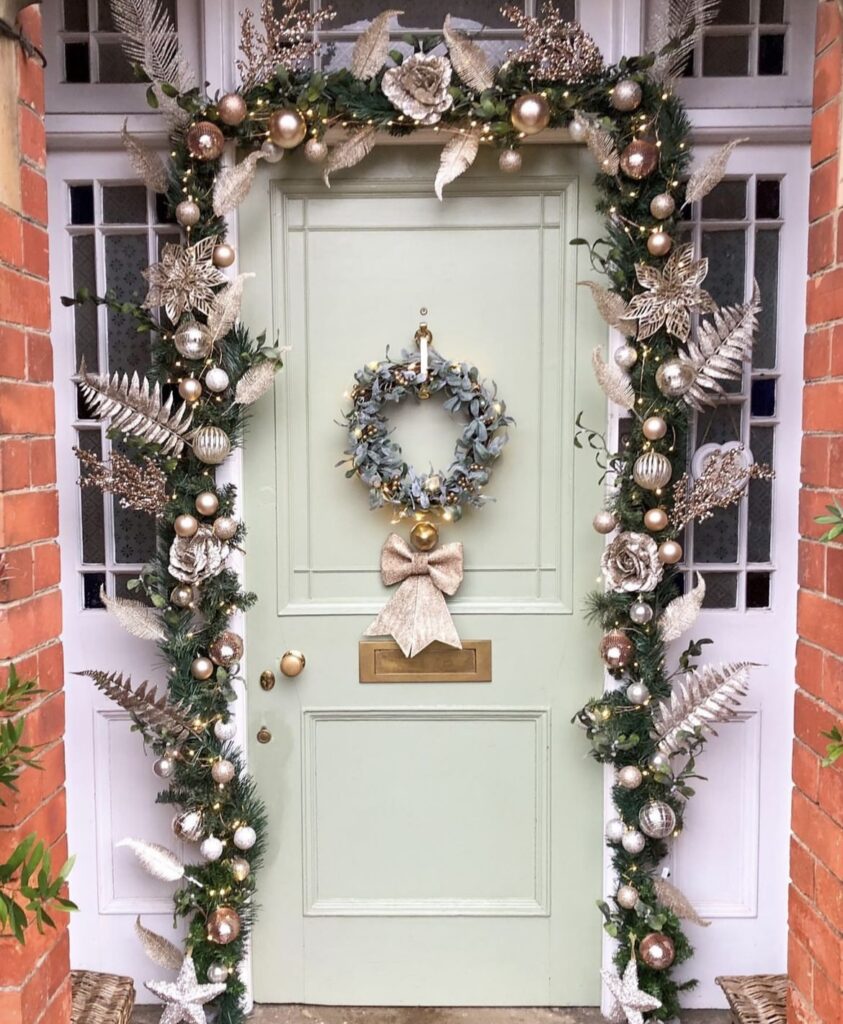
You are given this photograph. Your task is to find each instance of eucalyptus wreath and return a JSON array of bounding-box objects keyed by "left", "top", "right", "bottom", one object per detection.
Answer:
[{"left": 342, "top": 347, "right": 512, "bottom": 520}]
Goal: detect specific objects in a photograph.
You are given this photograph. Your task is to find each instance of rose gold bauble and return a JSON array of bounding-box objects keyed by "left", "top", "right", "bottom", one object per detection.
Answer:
[
  {"left": 611, "top": 79, "right": 643, "bottom": 112},
  {"left": 644, "top": 508, "right": 669, "bottom": 532},
  {"left": 191, "top": 656, "right": 215, "bottom": 680},
  {"left": 218, "top": 92, "right": 248, "bottom": 126},
  {"left": 195, "top": 491, "right": 220, "bottom": 517},
  {"left": 209, "top": 630, "right": 244, "bottom": 667},
  {"left": 650, "top": 193, "right": 676, "bottom": 219},
  {"left": 658, "top": 539, "right": 683, "bottom": 564},
  {"left": 303, "top": 138, "right": 328, "bottom": 163},
  {"left": 616, "top": 884, "right": 639, "bottom": 909},
  {"left": 176, "top": 200, "right": 201, "bottom": 226},
  {"left": 642, "top": 415, "right": 667, "bottom": 441},
  {"left": 499, "top": 148, "right": 522, "bottom": 173},
  {"left": 619, "top": 138, "right": 659, "bottom": 179},
  {"left": 640, "top": 932, "right": 676, "bottom": 970},
  {"left": 211, "top": 759, "right": 236, "bottom": 784},
  {"left": 647, "top": 230, "right": 673, "bottom": 257},
  {"left": 174, "top": 513, "right": 199, "bottom": 537},
  {"left": 207, "top": 906, "right": 241, "bottom": 945},
  {"left": 511, "top": 93, "right": 551, "bottom": 135},
  {"left": 593, "top": 510, "right": 617, "bottom": 534},
  {"left": 213, "top": 516, "right": 238, "bottom": 541},
  {"left": 600, "top": 629, "right": 634, "bottom": 671},
  {"left": 269, "top": 108, "right": 307, "bottom": 149},
  {"left": 212, "top": 243, "right": 236, "bottom": 268},
  {"left": 178, "top": 378, "right": 202, "bottom": 402},
  {"left": 186, "top": 121, "right": 225, "bottom": 161}
]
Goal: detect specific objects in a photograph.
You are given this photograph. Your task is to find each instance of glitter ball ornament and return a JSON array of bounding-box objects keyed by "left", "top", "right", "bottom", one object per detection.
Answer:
[
  {"left": 211, "top": 759, "right": 236, "bottom": 785},
  {"left": 639, "top": 800, "right": 677, "bottom": 839},
  {"left": 658, "top": 539, "right": 683, "bottom": 564},
  {"left": 600, "top": 629, "right": 634, "bottom": 671},
  {"left": 176, "top": 200, "right": 201, "bottom": 227},
  {"left": 207, "top": 906, "right": 241, "bottom": 945},
  {"left": 260, "top": 139, "right": 285, "bottom": 163},
  {"left": 230, "top": 856, "right": 251, "bottom": 882},
  {"left": 643, "top": 415, "right": 667, "bottom": 441},
  {"left": 269, "top": 108, "right": 307, "bottom": 149},
  {"left": 195, "top": 491, "right": 220, "bottom": 517},
  {"left": 618, "top": 765, "right": 643, "bottom": 789},
  {"left": 172, "top": 809, "right": 204, "bottom": 843},
  {"left": 207, "top": 963, "right": 230, "bottom": 983},
  {"left": 304, "top": 138, "right": 328, "bottom": 163},
  {"left": 213, "top": 516, "right": 238, "bottom": 541},
  {"left": 218, "top": 92, "right": 247, "bottom": 126},
  {"left": 640, "top": 931, "right": 676, "bottom": 970},
  {"left": 170, "top": 584, "right": 195, "bottom": 608},
  {"left": 212, "top": 243, "right": 236, "bottom": 268},
  {"left": 187, "top": 121, "right": 224, "bottom": 161},
  {"left": 629, "top": 600, "right": 654, "bottom": 625},
  {"left": 174, "top": 514, "right": 199, "bottom": 538},
  {"left": 620, "top": 139, "right": 658, "bottom": 179},
  {"left": 621, "top": 829, "right": 646, "bottom": 854},
  {"left": 568, "top": 116, "right": 588, "bottom": 142},
  {"left": 650, "top": 193, "right": 676, "bottom": 219},
  {"left": 605, "top": 818, "right": 626, "bottom": 843},
  {"left": 611, "top": 79, "right": 643, "bottom": 111},
  {"left": 174, "top": 318, "right": 212, "bottom": 361},
  {"left": 192, "top": 426, "right": 231, "bottom": 465},
  {"left": 614, "top": 344, "right": 638, "bottom": 370},
  {"left": 214, "top": 718, "right": 236, "bottom": 742},
  {"left": 210, "top": 631, "right": 244, "bottom": 667},
  {"left": 633, "top": 452, "right": 672, "bottom": 491},
  {"left": 616, "top": 884, "right": 639, "bottom": 909},
  {"left": 204, "top": 367, "right": 230, "bottom": 393},
  {"left": 233, "top": 825, "right": 257, "bottom": 851},
  {"left": 191, "top": 656, "right": 215, "bottom": 680},
  {"left": 511, "top": 93, "right": 551, "bottom": 135},
  {"left": 626, "top": 681, "right": 650, "bottom": 705},
  {"left": 644, "top": 508, "right": 669, "bottom": 532},
  {"left": 178, "top": 377, "right": 202, "bottom": 402},
  {"left": 647, "top": 230, "right": 673, "bottom": 257},
  {"left": 655, "top": 357, "right": 695, "bottom": 397},
  {"left": 499, "top": 148, "right": 522, "bottom": 173},
  {"left": 593, "top": 510, "right": 617, "bottom": 534},
  {"left": 153, "top": 754, "right": 175, "bottom": 779},
  {"left": 200, "top": 836, "right": 224, "bottom": 862}
]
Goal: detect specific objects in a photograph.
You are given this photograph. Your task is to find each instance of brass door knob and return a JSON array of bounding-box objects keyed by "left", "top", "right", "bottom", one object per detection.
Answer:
[
  {"left": 259, "top": 670, "right": 275, "bottom": 691},
  {"left": 257, "top": 727, "right": 272, "bottom": 744},
  {"left": 280, "top": 650, "right": 306, "bottom": 677}
]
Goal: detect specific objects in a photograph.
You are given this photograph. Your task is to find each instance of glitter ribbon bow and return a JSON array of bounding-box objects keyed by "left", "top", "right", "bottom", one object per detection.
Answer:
[{"left": 364, "top": 533, "right": 464, "bottom": 658}]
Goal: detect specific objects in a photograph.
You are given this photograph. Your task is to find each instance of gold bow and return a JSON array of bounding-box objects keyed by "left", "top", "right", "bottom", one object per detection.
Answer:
[{"left": 365, "top": 533, "right": 464, "bottom": 658}]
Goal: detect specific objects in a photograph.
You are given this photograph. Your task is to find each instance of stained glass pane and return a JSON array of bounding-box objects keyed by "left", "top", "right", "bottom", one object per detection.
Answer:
[
  {"left": 701, "top": 229, "right": 746, "bottom": 308},
  {"left": 747, "top": 426, "right": 774, "bottom": 562},
  {"left": 694, "top": 504, "right": 740, "bottom": 564},
  {"left": 701, "top": 180, "right": 746, "bottom": 220},
  {"left": 105, "top": 234, "right": 152, "bottom": 374},
  {"left": 753, "top": 229, "right": 779, "bottom": 369},
  {"left": 758, "top": 33, "right": 785, "bottom": 75},
  {"left": 72, "top": 234, "right": 99, "bottom": 372},
  {"left": 703, "top": 34, "right": 750, "bottom": 76},
  {"left": 700, "top": 572, "right": 739, "bottom": 608},
  {"left": 77, "top": 431, "right": 106, "bottom": 564},
  {"left": 103, "top": 185, "right": 148, "bottom": 224}
]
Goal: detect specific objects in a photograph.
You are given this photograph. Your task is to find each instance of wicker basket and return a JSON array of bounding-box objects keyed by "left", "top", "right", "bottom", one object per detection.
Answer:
[
  {"left": 716, "top": 974, "right": 787, "bottom": 1024},
  {"left": 71, "top": 970, "right": 136, "bottom": 1024}
]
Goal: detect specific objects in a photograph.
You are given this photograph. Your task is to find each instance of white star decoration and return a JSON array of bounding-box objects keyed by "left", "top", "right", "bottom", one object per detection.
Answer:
[
  {"left": 145, "top": 954, "right": 227, "bottom": 1024},
  {"left": 601, "top": 956, "right": 662, "bottom": 1024}
]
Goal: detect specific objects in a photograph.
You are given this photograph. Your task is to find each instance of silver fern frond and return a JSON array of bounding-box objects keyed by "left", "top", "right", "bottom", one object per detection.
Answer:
[
  {"left": 579, "top": 280, "right": 629, "bottom": 329},
  {"left": 74, "top": 359, "right": 193, "bottom": 456},
  {"left": 576, "top": 111, "right": 619, "bottom": 176},
  {"left": 649, "top": 0, "right": 720, "bottom": 85},
  {"left": 350, "top": 9, "right": 403, "bottom": 80},
  {"left": 443, "top": 15, "right": 494, "bottom": 92},
  {"left": 205, "top": 274, "right": 254, "bottom": 346},
  {"left": 653, "top": 877, "right": 710, "bottom": 927},
  {"left": 683, "top": 138, "right": 749, "bottom": 207},
  {"left": 100, "top": 588, "right": 165, "bottom": 642},
  {"left": 234, "top": 358, "right": 283, "bottom": 406},
  {"left": 653, "top": 661, "right": 755, "bottom": 756},
  {"left": 592, "top": 347, "right": 635, "bottom": 410},
  {"left": 434, "top": 131, "right": 480, "bottom": 201},
  {"left": 117, "top": 838, "right": 185, "bottom": 882},
  {"left": 135, "top": 916, "right": 184, "bottom": 969},
  {"left": 212, "top": 152, "right": 263, "bottom": 217},
  {"left": 323, "top": 126, "right": 377, "bottom": 187},
  {"left": 121, "top": 121, "right": 169, "bottom": 193},
  {"left": 660, "top": 572, "right": 706, "bottom": 644}
]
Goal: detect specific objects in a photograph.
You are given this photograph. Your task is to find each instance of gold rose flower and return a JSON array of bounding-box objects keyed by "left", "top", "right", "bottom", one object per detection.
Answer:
[{"left": 382, "top": 54, "right": 454, "bottom": 126}]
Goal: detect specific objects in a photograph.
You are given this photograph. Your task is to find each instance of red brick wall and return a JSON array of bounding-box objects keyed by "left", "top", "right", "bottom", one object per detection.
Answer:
[
  {"left": 0, "top": 9, "right": 70, "bottom": 1024},
  {"left": 790, "top": 4, "right": 843, "bottom": 1024}
]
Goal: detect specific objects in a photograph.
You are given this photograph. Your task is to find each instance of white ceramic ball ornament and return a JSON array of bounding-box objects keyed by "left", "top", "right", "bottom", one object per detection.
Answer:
[{"left": 200, "top": 836, "right": 224, "bottom": 862}]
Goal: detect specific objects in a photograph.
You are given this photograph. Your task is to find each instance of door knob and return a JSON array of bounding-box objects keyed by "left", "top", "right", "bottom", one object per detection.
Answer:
[
  {"left": 279, "top": 650, "right": 306, "bottom": 677},
  {"left": 257, "top": 727, "right": 272, "bottom": 744}
]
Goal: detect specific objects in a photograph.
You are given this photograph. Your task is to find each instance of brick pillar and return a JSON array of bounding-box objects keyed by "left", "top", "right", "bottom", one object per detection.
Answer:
[
  {"left": 0, "top": 8, "right": 70, "bottom": 1024},
  {"left": 789, "top": 4, "right": 843, "bottom": 1024}
]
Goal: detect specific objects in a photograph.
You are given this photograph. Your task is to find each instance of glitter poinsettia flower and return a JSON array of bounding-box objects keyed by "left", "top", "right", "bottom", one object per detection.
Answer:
[
  {"left": 142, "top": 236, "right": 227, "bottom": 323},
  {"left": 625, "top": 243, "right": 716, "bottom": 343}
]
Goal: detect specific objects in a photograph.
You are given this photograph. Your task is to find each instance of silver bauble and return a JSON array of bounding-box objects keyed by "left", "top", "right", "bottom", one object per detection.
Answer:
[
  {"left": 632, "top": 452, "right": 672, "bottom": 491},
  {"left": 211, "top": 759, "right": 236, "bottom": 784},
  {"left": 614, "top": 344, "right": 638, "bottom": 370},
  {"left": 611, "top": 79, "right": 643, "bottom": 111},
  {"left": 153, "top": 755, "right": 175, "bottom": 779},
  {"left": 200, "top": 835, "right": 224, "bottom": 862},
  {"left": 639, "top": 800, "right": 677, "bottom": 839},
  {"left": 616, "top": 884, "right": 639, "bottom": 909},
  {"left": 191, "top": 656, "right": 215, "bottom": 680},
  {"left": 174, "top": 318, "right": 212, "bottom": 361},
  {"left": 605, "top": 818, "right": 626, "bottom": 843},
  {"left": 499, "top": 148, "right": 522, "bottom": 173},
  {"left": 172, "top": 809, "right": 204, "bottom": 842},
  {"left": 617, "top": 765, "right": 643, "bottom": 789},
  {"left": 655, "top": 357, "right": 695, "bottom": 397},
  {"left": 204, "top": 366, "right": 230, "bottom": 393},
  {"left": 303, "top": 138, "right": 328, "bottom": 163},
  {"left": 176, "top": 200, "right": 201, "bottom": 227},
  {"left": 214, "top": 718, "right": 237, "bottom": 742},
  {"left": 593, "top": 510, "right": 617, "bottom": 534},
  {"left": 230, "top": 856, "right": 251, "bottom": 882},
  {"left": 650, "top": 193, "right": 676, "bottom": 220},
  {"left": 626, "top": 681, "right": 651, "bottom": 705},
  {"left": 195, "top": 491, "right": 220, "bottom": 517},
  {"left": 192, "top": 426, "right": 231, "bottom": 465},
  {"left": 621, "top": 829, "right": 646, "bottom": 855},
  {"left": 568, "top": 116, "right": 588, "bottom": 142},
  {"left": 260, "top": 140, "right": 285, "bottom": 163},
  {"left": 207, "top": 963, "right": 230, "bottom": 983},
  {"left": 629, "top": 600, "right": 654, "bottom": 625},
  {"left": 648, "top": 751, "right": 672, "bottom": 775}
]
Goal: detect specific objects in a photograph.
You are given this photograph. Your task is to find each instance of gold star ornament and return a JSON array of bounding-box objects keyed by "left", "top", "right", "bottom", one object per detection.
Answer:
[
  {"left": 625, "top": 243, "right": 716, "bottom": 343},
  {"left": 142, "top": 236, "right": 227, "bottom": 324},
  {"left": 145, "top": 954, "right": 227, "bottom": 1024}
]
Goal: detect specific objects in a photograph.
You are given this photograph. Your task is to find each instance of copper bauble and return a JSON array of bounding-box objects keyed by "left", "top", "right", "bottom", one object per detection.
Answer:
[
  {"left": 647, "top": 230, "right": 673, "bottom": 257},
  {"left": 172, "top": 809, "right": 204, "bottom": 842},
  {"left": 174, "top": 318, "right": 212, "bottom": 361},
  {"left": 511, "top": 93, "right": 551, "bottom": 135},
  {"left": 616, "top": 883, "right": 639, "bottom": 909},
  {"left": 639, "top": 800, "right": 677, "bottom": 839},
  {"left": 230, "top": 856, "right": 251, "bottom": 882},
  {"left": 209, "top": 630, "right": 243, "bottom": 667},
  {"left": 410, "top": 521, "right": 439, "bottom": 552},
  {"left": 633, "top": 452, "right": 672, "bottom": 491},
  {"left": 650, "top": 193, "right": 676, "bottom": 220},
  {"left": 178, "top": 377, "right": 202, "bottom": 402},
  {"left": 176, "top": 200, "right": 201, "bottom": 227},
  {"left": 195, "top": 491, "right": 220, "bottom": 517},
  {"left": 170, "top": 583, "right": 196, "bottom": 608},
  {"left": 212, "top": 243, "right": 236, "bottom": 268},
  {"left": 191, "top": 656, "right": 215, "bottom": 680},
  {"left": 192, "top": 426, "right": 231, "bottom": 465},
  {"left": 618, "top": 765, "right": 643, "bottom": 789},
  {"left": 593, "top": 510, "right": 617, "bottom": 534},
  {"left": 269, "top": 108, "right": 307, "bottom": 149},
  {"left": 642, "top": 415, "right": 667, "bottom": 441},
  {"left": 187, "top": 121, "right": 224, "bottom": 161},
  {"left": 218, "top": 92, "right": 248, "bottom": 126},
  {"left": 207, "top": 906, "right": 241, "bottom": 945},
  {"left": 640, "top": 931, "right": 676, "bottom": 970},
  {"left": 211, "top": 759, "right": 236, "bottom": 784},
  {"left": 213, "top": 516, "right": 238, "bottom": 541},
  {"left": 611, "top": 79, "right": 643, "bottom": 112},
  {"left": 303, "top": 138, "right": 328, "bottom": 163},
  {"left": 619, "top": 139, "right": 658, "bottom": 179},
  {"left": 600, "top": 629, "right": 634, "bottom": 671},
  {"left": 644, "top": 508, "right": 669, "bottom": 532},
  {"left": 174, "top": 513, "right": 199, "bottom": 538},
  {"left": 658, "top": 539, "right": 683, "bottom": 564},
  {"left": 655, "top": 358, "right": 695, "bottom": 397},
  {"left": 499, "top": 148, "right": 522, "bottom": 173}
]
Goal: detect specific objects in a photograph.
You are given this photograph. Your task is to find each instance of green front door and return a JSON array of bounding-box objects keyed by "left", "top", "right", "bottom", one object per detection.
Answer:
[{"left": 240, "top": 144, "right": 604, "bottom": 1006}]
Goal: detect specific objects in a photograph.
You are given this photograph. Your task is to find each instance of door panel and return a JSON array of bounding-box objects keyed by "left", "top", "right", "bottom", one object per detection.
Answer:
[{"left": 241, "top": 146, "right": 605, "bottom": 1006}]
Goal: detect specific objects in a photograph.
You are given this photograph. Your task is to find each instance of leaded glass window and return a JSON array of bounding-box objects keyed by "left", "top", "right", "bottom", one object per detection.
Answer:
[{"left": 674, "top": 0, "right": 788, "bottom": 78}]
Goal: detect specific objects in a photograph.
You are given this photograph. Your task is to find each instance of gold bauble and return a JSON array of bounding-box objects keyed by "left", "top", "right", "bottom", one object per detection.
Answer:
[
  {"left": 511, "top": 93, "right": 551, "bottom": 135},
  {"left": 619, "top": 138, "right": 659, "bottom": 179},
  {"left": 639, "top": 932, "right": 676, "bottom": 970},
  {"left": 170, "top": 584, "right": 196, "bottom": 608},
  {"left": 642, "top": 415, "right": 667, "bottom": 440},
  {"left": 192, "top": 426, "right": 231, "bottom": 465},
  {"left": 174, "top": 318, "right": 212, "bottom": 361},
  {"left": 218, "top": 92, "right": 247, "bottom": 126},
  {"left": 176, "top": 200, "right": 201, "bottom": 227},
  {"left": 658, "top": 539, "right": 683, "bottom": 564},
  {"left": 647, "top": 230, "right": 673, "bottom": 257},
  {"left": 269, "top": 108, "right": 307, "bottom": 149},
  {"left": 174, "top": 514, "right": 199, "bottom": 538},
  {"left": 186, "top": 121, "right": 225, "bottom": 161},
  {"left": 207, "top": 906, "right": 241, "bottom": 945},
  {"left": 410, "top": 521, "right": 439, "bottom": 552},
  {"left": 593, "top": 510, "right": 617, "bottom": 535},
  {"left": 178, "top": 377, "right": 202, "bottom": 402},
  {"left": 213, "top": 243, "right": 236, "bottom": 268},
  {"left": 303, "top": 138, "right": 328, "bottom": 163},
  {"left": 600, "top": 629, "right": 634, "bottom": 671},
  {"left": 172, "top": 809, "right": 204, "bottom": 842},
  {"left": 611, "top": 79, "right": 643, "bottom": 112},
  {"left": 191, "top": 656, "right": 215, "bottom": 680},
  {"left": 195, "top": 491, "right": 220, "bottom": 517},
  {"left": 209, "top": 630, "right": 244, "bottom": 667},
  {"left": 213, "top": 516, "right": 238, "bottom": 541},
  {"left": 643, "top": 508, "right": 669, "bottom": 532},
  {"left": 655, "top": 358, "right": 695, "bottom": 397},
  {"left": 498, "top": 148, "right": 522, "bottom": 173},
  {"left": 650, "top": 193, "right": 676, "bottom": 220},
  {"left": 230, "top": 856, "right": 251, "bottom": 882},
  {"left": 632, "top": 452, "right": 672, "bottom": 491}
]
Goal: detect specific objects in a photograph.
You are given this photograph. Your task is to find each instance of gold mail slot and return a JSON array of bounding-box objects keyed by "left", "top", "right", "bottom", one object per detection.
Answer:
[{"left": 359, "top": 640, "right": 492, "bottom": 683}]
